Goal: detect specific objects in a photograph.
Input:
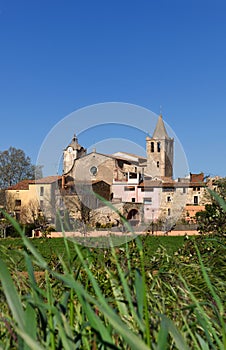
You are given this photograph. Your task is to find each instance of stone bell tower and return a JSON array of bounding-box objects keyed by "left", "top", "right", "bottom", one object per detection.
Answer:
[
  {"left": 63, "top": 134, "right": 86, "bottom": 174},
  {"left": 146, "top": 115, "right": 174, "bottom": 178}
]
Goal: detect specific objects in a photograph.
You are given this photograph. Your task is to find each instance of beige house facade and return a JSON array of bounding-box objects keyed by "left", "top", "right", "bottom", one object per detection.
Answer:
[{"left": 6, "top": 176, "right": 60, "bottom": 224}]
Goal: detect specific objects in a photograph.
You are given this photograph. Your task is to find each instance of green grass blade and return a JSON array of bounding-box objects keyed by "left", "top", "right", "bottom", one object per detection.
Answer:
[
  {"left": 1, "top": 211, "right": 48, "bottom": 270},
  {"left": 208, "top": 189, "right": 226, "bottom": 211},
  {"left": 52, "top": 271, "right": 151, "bottom": 350},
  {"left": 134, "top": 268, "right": 144, "bottom": 320},
  {"left": 156, "top": 317, "right": 169, "bottom": 350},
  {"left": 110, "top": 243, "right": 145, "bottom": 331},
  {"left": 80, "top": 300, "right": 114, "bottom": 345},
  {"left": 108, "top": 272, "right": 129, "bottom": 319},
  {"left": 195, "top": 244, "right": 224, "bottom": 315},
  {"left": 45, "top": 271, "right": 56, "bottom": 350},
  {"left": 135, "top": 236, "right": 151, "bottom": 346},
  {"left": 0, "top": 258, "right": 25, "bottom": 331},
  {"left": 196, "top": 333, "right": 210, "bottom": 350},
  {"left": 180, "top": 274, "right": 224, "bottom": 350},
  {"left": 195, "top": 244, "right": 226, "bottom": 348},
  {"left": 24, "top": 302, "right": 38, "bottom": 350},
  {"left": 160, "top": 315, "right": 190, "bottom": 350},
  {"left": 15, "top": 327, "right": 46, "bottom": 350}
]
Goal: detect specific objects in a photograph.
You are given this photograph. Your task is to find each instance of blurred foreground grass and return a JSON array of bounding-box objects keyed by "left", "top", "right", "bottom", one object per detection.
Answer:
[{"left": 0, "top": 214, "right": 225, "bottom": 349}]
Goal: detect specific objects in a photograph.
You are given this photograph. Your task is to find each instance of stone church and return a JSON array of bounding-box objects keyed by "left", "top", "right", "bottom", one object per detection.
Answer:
[
  {"left": 59, "top": 115, "right": 206, "bottom": 229},
  {"left": 63, "top": 115, "right": 173, "bottom": 182}
]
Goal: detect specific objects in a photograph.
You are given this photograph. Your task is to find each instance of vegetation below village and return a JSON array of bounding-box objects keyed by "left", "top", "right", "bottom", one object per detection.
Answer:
[{"left": 0, "top": 228, "right": 225, "bottom": 349}]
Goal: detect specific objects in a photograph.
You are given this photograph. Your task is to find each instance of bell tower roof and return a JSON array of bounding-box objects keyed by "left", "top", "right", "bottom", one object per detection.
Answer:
[
  {"left": 67, "top": 134, "right": 81, "bottom": 150},
  {"left": 152, "top": 115, "right": 169, "bottom": 139}
]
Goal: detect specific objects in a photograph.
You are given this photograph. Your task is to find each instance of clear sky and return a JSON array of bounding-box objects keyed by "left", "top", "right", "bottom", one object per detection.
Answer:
[{"left": 0, "top": 0, "right": 226, "bottom": 177}]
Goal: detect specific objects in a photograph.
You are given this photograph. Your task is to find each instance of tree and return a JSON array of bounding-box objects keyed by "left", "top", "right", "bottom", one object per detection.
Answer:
[
  {"left": 196, "top": 178, "right": 226, "bottom": 235},
  {"left": 0, "top": 147, "right": 42, "bottom": 189}
]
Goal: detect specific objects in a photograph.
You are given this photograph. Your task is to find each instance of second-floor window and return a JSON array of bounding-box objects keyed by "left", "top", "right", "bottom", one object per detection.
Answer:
[{"left": 40, "top": 186, "right": 44, "bottom": 196}]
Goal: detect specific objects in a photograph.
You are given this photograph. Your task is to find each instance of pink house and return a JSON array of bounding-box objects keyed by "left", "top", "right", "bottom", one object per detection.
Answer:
[{"left": 112, "top": 172, "right": 161, "bottom": 222}]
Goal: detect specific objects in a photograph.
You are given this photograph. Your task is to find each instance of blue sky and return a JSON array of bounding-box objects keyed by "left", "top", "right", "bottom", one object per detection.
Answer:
[{"left": 0, "top": 0, "right": 226, "bottom": 177}]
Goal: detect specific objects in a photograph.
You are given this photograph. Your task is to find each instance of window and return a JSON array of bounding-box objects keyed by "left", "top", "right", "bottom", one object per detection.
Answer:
[
  {"left": 132, "top": 198, "right": 135, "bottom": 202},
  {"left": 151, "top": 142, "right": 154, "bottom": 152},
  {"left": 141, "top": 187, "right": 154, "bottom": 192},
  {"left": 118, "top": 160, "right": 123, "bottom": 169},
  {"left": 90, "top": 166, "right": 98, "bottom": 176},
  {"left": 40, "top": 200, "right": 44, "bottom": 210},
  {"left": 40, "top": 186, "right": 44, "bottom": 196},
  {"left": 183, "top": 187, "right": 186, "bottom": 194},
  {"left": 162, "top": 187, "right": 175, "bottom": 192},
  {"left": 143, "top": 198, "right": 152, "bottom": 204},
  {"left": 157, "top": 161, "right": 160, "bottom": 168},
  {"left": 129, "top": 173, "right": 137, "bottom": 179},
  {"left": 194, "top": 196, "right": 199, "bottom": 205},
  {"left": 15, "top": 199, "right": 21, "bottom": 206},
  {"left": 157, "top": 142, "right": 161, "bottom": 152},
  {"left": 124, "top": 186, "right": 135, "bottom": 191},
  {"left": 167, "top": 196, "right": 171, "bottom": 202},
  {"left": 168, "top": 208, "right": 171, "bottom": 216}
]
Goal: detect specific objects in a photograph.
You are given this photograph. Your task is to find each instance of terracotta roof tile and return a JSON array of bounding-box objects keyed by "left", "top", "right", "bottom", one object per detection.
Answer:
[{"left": 7, "top": 179, "right": 35, "bottom": 190}]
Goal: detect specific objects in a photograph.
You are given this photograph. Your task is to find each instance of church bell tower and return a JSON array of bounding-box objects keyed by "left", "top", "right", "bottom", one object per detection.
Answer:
[
  {"left": 146, "top": 115, "right": 174, "bottom": 178},
  {"left": 63, "top": 134, "right": 86, "bottom": 174}
]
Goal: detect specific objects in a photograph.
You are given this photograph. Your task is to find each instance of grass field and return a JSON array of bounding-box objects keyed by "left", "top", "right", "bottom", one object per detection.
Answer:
[
  {"left": 0, "top": 235, "right": 185, "bottom": 271},
  {"left": 0, "top": 231, "right": 225, "bottom": 349}
]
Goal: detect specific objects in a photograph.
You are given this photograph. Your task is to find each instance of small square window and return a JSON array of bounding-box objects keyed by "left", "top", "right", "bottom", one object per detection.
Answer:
[
  {"left": 132, "top": 198, "right": 135, "bottom": 202},
  {"left": 15, "top": 199, "right": 21, "bottom": 206}
]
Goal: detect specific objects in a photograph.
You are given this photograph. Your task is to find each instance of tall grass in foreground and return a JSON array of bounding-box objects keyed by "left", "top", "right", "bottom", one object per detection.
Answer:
[{"left": 0, "top": 212, "right": 225, "bottom": 349}]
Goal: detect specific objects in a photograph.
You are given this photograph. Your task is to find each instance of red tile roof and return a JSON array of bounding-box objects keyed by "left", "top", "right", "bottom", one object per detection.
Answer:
[
  {"left": 8, "top": 179, "right": 35, "bottom": 190},
  {"left": 190, "top": 173, "right": 204, "bottom": 183},
  {"left": 7, "top": 176, "right": 61, "bottom": 190}
]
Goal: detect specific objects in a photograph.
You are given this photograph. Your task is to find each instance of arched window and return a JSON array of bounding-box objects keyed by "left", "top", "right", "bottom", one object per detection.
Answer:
[
  {"left": 151, "top": 142, "right": 154, "bottom": 152},
  {"left": 157, "top": 142, "right": 161, "bottom": 152}
]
